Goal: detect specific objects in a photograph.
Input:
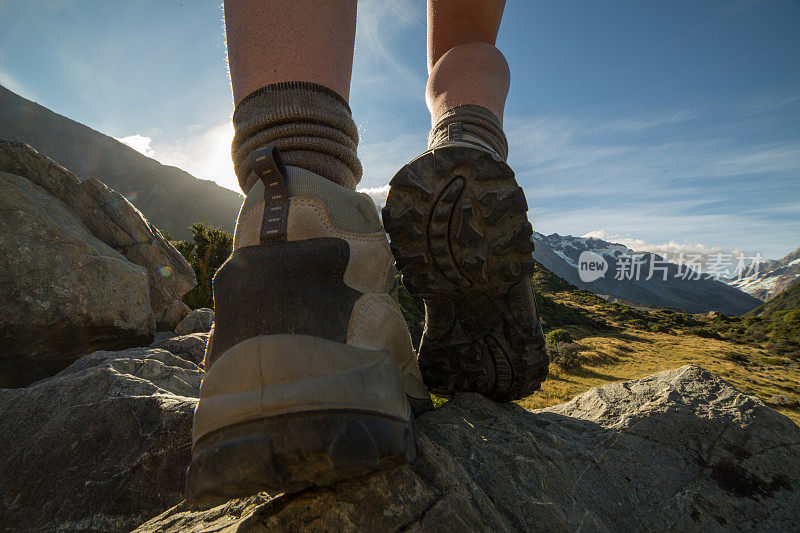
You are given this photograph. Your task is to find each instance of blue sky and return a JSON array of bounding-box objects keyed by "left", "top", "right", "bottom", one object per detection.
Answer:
[{"left": 1, "top": 0, "right": 798, "bottom": 259}]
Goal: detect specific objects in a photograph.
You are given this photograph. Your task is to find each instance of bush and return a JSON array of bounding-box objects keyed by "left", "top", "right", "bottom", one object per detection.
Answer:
[
  {"left": 691, "top": 327, "right": 722, "bottom": 340},
  {"left": 171, "top": 222, "right": 233, "bottom": 309},
  {"left": 650, "top": 323, "right": 671, "bottom": 333},
  {"left": 547, "top": 341, "right": 581, "bottom": 370},
  {"left": 545, "top": 329, "right": 573, "bottom": 345},
  {"left": 722, "top": 351, "right": 748, "bottom": 365}
]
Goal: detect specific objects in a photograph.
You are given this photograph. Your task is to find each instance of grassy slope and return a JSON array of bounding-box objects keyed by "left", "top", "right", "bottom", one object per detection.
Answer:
[{"left": 519, "top": 266, "right": 800, "bottom": 425}]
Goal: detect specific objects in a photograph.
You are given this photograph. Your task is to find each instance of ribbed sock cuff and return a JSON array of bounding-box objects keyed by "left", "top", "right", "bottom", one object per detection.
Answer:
[
  {"left": 428, "top": 104, "right": 508, "bottom": 160},
  {"left": 232, "top": 81, "right": 361, "bottom": 192}
]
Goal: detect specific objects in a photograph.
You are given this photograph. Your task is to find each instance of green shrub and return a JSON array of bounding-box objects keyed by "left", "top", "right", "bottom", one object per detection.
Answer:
[
  {"left": 545, "top": 329, "right": 573, "bottom": 344},
  {"left": 722, "top": 351, "right": 748, "bottom": 364},
  {"left": 650, "top": 323, "right": 671, "bottom": 333},
  {"left": 430, "top": 394, "right": 448, "bottom": 409},
  {"left": 171, "top": 222, "right": 233, "bottom": 309},
  {"left": 547, "top": 341, "right": 581, "bottom": 370},
  {"left": 691, "top": 327, "right": 722, "bottom": 340}
]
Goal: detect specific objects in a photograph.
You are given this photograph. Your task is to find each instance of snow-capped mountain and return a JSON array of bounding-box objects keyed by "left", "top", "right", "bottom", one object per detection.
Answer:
[
  {"left": 726, "top": 246, "right": 800, "bottom": 302},
  {"left": 532, "top": 232, "right": 762, "bottom": 315}
]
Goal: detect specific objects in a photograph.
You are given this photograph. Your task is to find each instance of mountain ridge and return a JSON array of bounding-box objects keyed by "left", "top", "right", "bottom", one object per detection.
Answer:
[
  {"left": 532, "top": 231, "right": 762, "bottom": 315},
  {"left": 727, "top": 245, "right": 800, "bottom": 302},
  {"left": 0, "top": 85, "right": 242, "bottom": 240}
]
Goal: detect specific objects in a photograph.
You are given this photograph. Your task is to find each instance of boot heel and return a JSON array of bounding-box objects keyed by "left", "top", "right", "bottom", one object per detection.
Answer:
[{"left": 186, "top": 410, "right": 416, "bottom": 505}]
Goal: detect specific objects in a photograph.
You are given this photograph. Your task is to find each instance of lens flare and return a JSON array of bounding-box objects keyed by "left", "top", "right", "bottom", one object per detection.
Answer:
[{"left": 158, "top": 266, "right": 172, "bottom": 277}]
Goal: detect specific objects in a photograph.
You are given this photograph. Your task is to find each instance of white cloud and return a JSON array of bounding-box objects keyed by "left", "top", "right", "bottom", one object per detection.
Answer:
[
  {"left": 357, "top": 183, "right": 390, "bottom": 210},
  {"left": 115, "top": 134, "right": 155, "bottom": 157},
  {"left": 582, "top": 230, "right": 746, "bottom": 259},
  {"left": 115, "top": 122, "right": 238, "bottom": 193},
  {"left": 151, "top": 121, "right": 238, "bottom": 192}
]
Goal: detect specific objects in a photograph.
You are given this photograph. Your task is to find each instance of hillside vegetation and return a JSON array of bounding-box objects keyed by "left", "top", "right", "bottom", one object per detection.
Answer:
[{"left": 522, "top": 264, "right": 800, "bottom": 425}]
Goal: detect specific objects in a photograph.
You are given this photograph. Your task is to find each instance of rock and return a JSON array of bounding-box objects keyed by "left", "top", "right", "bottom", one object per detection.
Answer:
[
  {"left": 0, "top": 172, "right": 153, "bottom": 387},
  {"left": 155, "top": 300, "right": 192, "bottom": 331},
  {"left": 154, "top": 333, "right": 209, "bottom": 366},
  {"left": 175, "top": 308, "right": 214, "bottom": 335},
  {"left": 0, "top": 140, "right": 196, "bottom": 314},
  {"left": 151, "top": 331, "right": 178, "bottom": 346},
  {"left": 137, "top": 365, "right": 800, "bottom": 532},
  {"left": 0, "top": 346, "right": 202, "bottom": 533}
]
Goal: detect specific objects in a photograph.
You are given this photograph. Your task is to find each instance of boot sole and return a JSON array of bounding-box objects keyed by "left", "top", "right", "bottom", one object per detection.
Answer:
[
  {"left": 383, "top": 144, "right": 549, "bottom": 401},
  {"left": 186, "top": 410, "right": 416, "bottom": 505}
]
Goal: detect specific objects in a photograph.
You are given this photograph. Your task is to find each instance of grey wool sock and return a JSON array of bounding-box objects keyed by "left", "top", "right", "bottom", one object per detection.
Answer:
[
  {"left": 428, "top": 104, "right": 508, "bottom": 160},
  {"left": 232, "top": 81, "right": 362, "bottom": 192}
]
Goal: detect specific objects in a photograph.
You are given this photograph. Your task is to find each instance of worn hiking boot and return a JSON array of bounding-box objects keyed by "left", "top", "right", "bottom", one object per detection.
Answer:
[
  {"left": 186, "top": 147, "right": 431, "bottom": 505},
  {"left": 382, "top": 123, "right": 549, "bottom": 402}
]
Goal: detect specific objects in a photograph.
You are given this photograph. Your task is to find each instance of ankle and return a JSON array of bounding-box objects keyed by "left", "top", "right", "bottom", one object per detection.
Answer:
[
  {"left": 231, "top": 81, "right": 361, "bottom": 193},
  {"left": 428, "top": 104, "right": 508, "bottom": 159}
]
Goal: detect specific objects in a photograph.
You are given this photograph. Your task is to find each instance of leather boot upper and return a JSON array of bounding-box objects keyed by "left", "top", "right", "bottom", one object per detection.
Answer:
[{"left": 206, "top": 154, "right": 429, "bottom": 404}]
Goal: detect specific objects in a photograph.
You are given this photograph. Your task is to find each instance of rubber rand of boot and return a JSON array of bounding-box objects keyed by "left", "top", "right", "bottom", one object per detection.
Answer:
[
  {"left": 186, "top": 410, "right": 417, "bottom": 505},
  {"left": 382, "top": 144, "right": 549, "bottom": 402}
]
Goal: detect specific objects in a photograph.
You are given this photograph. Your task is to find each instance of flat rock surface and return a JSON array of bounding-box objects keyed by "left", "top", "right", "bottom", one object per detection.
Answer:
[{"left": 137, "top": 365, "right": 800, "bottom": 532}]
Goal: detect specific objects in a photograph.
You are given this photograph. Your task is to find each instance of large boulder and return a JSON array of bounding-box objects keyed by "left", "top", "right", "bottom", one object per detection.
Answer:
[
  {"left": 138, "top": 365, "right": 800, "bottom": 532},
  {"left": 0, "top": 173, "right": 153, "bottom": 387},
  {"left": 0, "top": 346, "right": 201, "bottom": 532},
  {"left": 174, "top": 308, "right": 214, "bottom": 335},
  {"left": 154, "top": 332, "right": 209, "bottom": 366},
  {"left": 0, "top": 140, "right": 196, "bottom": 314},
  {"left": 155, "top": 299, "right": 192, "bottom": 331}
]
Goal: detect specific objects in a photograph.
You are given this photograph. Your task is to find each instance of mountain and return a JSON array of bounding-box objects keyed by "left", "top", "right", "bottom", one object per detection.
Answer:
[
  {"left": 726, "top": 246, "right": 800, "bottom": 301},
  {"left": 532, "top": 232, "right": 762, "bottom": 315},
  {"left": 749, "top": 278, "right": 800, "bottom": 318},
  {"left": 0, "top": 85, "right": 242, "bottom": 240}
]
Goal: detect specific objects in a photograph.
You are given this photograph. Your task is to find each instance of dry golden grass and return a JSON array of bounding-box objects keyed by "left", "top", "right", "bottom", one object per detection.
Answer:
[{"left": 518, "top": 328, "right": 800, "bottom": 426}]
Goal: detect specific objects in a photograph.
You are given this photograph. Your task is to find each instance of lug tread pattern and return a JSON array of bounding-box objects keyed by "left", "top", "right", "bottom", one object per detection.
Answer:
[{"left": 383, "top": 144, "right": 549, "bottom": 401}]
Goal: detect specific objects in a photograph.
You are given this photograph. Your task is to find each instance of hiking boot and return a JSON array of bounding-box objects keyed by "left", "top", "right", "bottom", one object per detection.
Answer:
[
  {"left": 186, "top": 147, "right": 431, "bottom": 505},
  {"left": 382, "top": 123, "right": 549, "bottom": 402}
]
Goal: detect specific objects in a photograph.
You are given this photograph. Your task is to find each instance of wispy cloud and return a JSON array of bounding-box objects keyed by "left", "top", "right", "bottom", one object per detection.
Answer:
[
  {"left": 353, "top": 0, "right": 426, "bottom": 97},
  {"left": 0, "top": 64, "right": 36, "bottom": 101},
  {"left": 358, "top": 132, "right": 425, "bottom": 189},
  {"left": 581, "top": 229, "right": 752, "bottom": 263},
  {"left": 115, "top": 133, "right": 155, "bottom": 157},
  {"left": 504, "top": 109, "right": 800, "bottom": 259}
]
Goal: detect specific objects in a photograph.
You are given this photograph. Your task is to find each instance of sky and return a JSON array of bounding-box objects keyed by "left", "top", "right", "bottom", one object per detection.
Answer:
[{"left": 1, "top": 0, "right": 799, "bottom": 260}]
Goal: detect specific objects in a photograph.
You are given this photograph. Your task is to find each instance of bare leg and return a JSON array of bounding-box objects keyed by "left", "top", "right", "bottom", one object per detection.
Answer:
[
  {"left": 224, "top": 0, "right": 361, "bottom": 191},
  {"left": 426, "top": 0, "right": 510, "bottom": 124},
  {"left": 225, "top": 0, "right": 357, "bottom": 105}
]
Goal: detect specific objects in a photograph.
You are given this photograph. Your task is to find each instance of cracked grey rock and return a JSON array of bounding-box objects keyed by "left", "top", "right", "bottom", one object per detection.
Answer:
[
  {"left": 136, "top": 365, "right": 800, "bottom": 532},
  {"left": 0, "top": 172, "right": 153, "bottom": 387},
  {"left": 155, "top": 300, "right": 191, "bottom": 331},
  {"left": 154, "top": 333, "right": 209, "bottom": 366},
  {"left": 174, "top": 308, "right": 214, "bottom": 335},
  {"left": 0, "top": 140, "right": 196, "bottom": 314},
  {"left": 0, "top": 346, "right": 202, "bottom": 533}
]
